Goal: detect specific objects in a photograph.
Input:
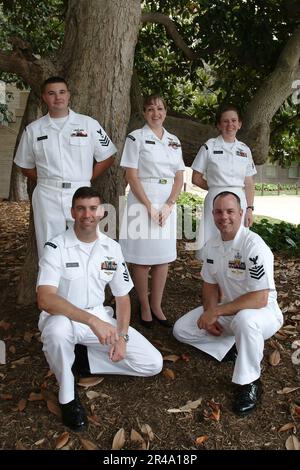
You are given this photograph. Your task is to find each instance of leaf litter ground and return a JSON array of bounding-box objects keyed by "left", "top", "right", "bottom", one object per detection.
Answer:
[{"left": 0, "top": 201, "right": 300, "bottom": 451}]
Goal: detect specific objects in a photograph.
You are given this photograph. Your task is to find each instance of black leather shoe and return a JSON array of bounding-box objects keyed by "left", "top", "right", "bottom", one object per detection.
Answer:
[
  {"left": 72, "top": 344, "right": 92, "bottom": 377},
  {"left": 60, "top": 389, "right": 88, "bottom": 432},
  {"left": 221, "top": 344, "right": 238, "bottom": 363},
  {"left": 151, "top": 309, "right": 173, "bottom": 328},
  {"left": 138, "top": 306, "right": 153, "bottom": 329},
  {"left": 233, "top": 379, "right": 262, "bottom": 416}
]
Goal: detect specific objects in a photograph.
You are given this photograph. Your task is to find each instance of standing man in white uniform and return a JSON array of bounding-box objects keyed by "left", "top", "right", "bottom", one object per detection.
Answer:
[
  {"left": 191, "top": 105, "right": 256, "bottom": 257},
  {"left": 14, "top": 76, "right": 117, "bottom": 258},
  {"left": 173, "top": 192, "right": 283, "bottom": 415},
  {"left": 37, "top": 187, "right": 163, "bottom": 431}
]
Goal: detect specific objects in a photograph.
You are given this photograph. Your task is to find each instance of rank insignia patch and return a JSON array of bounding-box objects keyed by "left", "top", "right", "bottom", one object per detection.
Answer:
[
  {"left": 101, "top": 260, "right": 117, "bottom": 271},
  {"left": 236, "top": 150, "right": 247, "bottom": 157},
  {"left": 71, "top": 129, "right": 88, "bottom": 137},
  {"left": 122, "top": 262, "right": 129, "bottom": 282},
  {"left": 249, "top": 256, "right": 265, "bottom": 279},
  {"left": 97, "top": 129, "right": 110, "bottom": 146}
]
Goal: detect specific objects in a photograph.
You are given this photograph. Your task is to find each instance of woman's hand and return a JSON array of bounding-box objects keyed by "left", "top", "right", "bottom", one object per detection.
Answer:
[
  {"left": 244, "top": 208, "right": 254, "bottom": 227},
  {"left": 149, "top": 205, "right": 161, "bottom": 225},
  {"left": 158, "top": 203, "right": 173, "bottom": 226}
]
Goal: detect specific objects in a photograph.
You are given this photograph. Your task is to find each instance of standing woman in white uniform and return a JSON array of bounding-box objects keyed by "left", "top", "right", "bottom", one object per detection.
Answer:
[
  {"left": 120, "top": 95, "right": 185, "bottom": 327},
  {"left": 192, "top": 105, "right": 256, "bottom": 257}
]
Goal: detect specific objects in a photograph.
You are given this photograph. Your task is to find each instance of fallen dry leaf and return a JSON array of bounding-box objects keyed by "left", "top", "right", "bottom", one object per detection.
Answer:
[
  {"left": 274, "top": 331, "right": 288, "bottom": 341},
  {"left": 86, "top": 390, "right": 100, "bottom": 400},
  {"left": 55, "top": 432, "right": 70, "bottom": 450},
  {"left": 112, "top": 428, "right": 126, "bottom": 450},
  {"left": 269, "top": 349, "right": 281, "bottom": 366},
  {"left": 15, "top": 441, "right": 27, "bottom": 450},
  {"left": 167, "top": 397, "right": 202, "bottom": 413},
  {"left": 163, "top": 354, "right": 181, "bottom": 363},
  {"left": 278, "top": 423, "right": 296, "bottom": 433},
  {"left": 277, "top": 387, "right": 300, "bottom": 395},
  {"left": 77, "top": 377, "right": 104, "bottom": 388},
  {"left": 292, "top": 404, "right": 300, "bottom": 419},
  {"left": 285, "top": 435, "right": 300, "bottom": 450},
  {"left": 34, "top": 438, "right": 45, "bottom": 446},
  {"left": 11, "top": 356, "right": 30, "bottom": 365},
  {"left": 17, "top": 398, "right": 27, "bottom": 412},
  {"left": 23, "top": 331, "right": 34, "bottom": 343},
  {"left": 28, "top": 392, "right": 43, "bottom": 401},
  {"left": 291, "top": 349, "right": 300, "bottom": 365},
  {"left": 47, "top": 400, "right": 61, "bottom": 417},
  {"left": 140, "top": 423, "right": 154, "bottom": 441},
  {"left": 163, "top": 368, "right": 175, "bottom": 380},
  {"left": 291, "top": 339, "right": 300, "bottom": 349},
  {"left": 130, "top": 429, "right": 147, "bottom": 450},
  {"left": 0, "top": 394, "right": 13, "bottom": 400},
  {"left": 195, "top": 435, "right": 209, "bottom": 446},
  {"left": 80, "top": 437, "right": 98, "bottom": 450}
]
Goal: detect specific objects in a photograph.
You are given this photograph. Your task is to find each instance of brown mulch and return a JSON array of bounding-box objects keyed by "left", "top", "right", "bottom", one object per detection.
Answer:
[{"left": 0, "top": 201, "right": 300, "bottom": 451}]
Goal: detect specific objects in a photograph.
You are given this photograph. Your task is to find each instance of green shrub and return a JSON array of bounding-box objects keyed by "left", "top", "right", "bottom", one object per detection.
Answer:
[{"left": 252, "top": 219, "right": 300, "bottom": 255}]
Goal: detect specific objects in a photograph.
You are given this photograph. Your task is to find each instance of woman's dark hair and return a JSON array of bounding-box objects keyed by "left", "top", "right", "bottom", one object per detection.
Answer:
[
  {"left": 143, "top": 94, "right": 167, "bottom": 112},
  {"left": 215, "top": 104, "right": 242, "bottom": 125}
]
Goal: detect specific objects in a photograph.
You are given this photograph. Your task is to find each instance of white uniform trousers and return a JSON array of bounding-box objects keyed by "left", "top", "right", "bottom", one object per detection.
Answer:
[
  {"left": 32, "top": 181, "right": 90, "bottom": 258},
  {"left": 173, "top": 303, "right": 283, "bottom": 385},
  {"left": 38, "top": 306, "right": 163, "bottom": 404}
]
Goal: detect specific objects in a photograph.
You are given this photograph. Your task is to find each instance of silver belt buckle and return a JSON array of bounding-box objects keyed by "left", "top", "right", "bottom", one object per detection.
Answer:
[
  {"left": 159, "top": 178, "right": 167, "bottom": 184},
  {"left": 62, "top": 182, "right": 71, "bottom": 188}
]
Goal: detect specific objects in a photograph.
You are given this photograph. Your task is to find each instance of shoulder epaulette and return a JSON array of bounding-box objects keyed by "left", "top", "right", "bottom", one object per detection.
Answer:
[{"left": 127, "top": 134, "right": 136, "bottom": 141}]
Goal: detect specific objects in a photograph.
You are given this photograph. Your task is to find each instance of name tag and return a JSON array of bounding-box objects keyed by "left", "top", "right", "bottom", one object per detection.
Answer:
[
  {"left": 66, "top": 262, "right": 79, "bottom": 268},
  {"left": 207, "top": 259, "right": 214, "bottom": 264},
  {"left": 145, "top": 140, "right": 155, "bottom": 145},
  {"left": 213, "top": 150, "right": 223, "bottom": 154},
  {"left": 37, "top": 135, "right": 48, "bottom": 141}
]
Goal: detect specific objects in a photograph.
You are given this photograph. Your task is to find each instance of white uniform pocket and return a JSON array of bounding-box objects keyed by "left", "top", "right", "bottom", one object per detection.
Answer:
[{"left": 69, "top": 137, "right": 88, "bottom": 146}]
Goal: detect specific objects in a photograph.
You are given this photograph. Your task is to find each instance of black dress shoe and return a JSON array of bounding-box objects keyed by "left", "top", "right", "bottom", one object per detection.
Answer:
[
  {"left": 221, "top": 344, "right": 238, "bottom": 363},
  {"left": 151, "top": 309, "right": 173, "bottom": 328},
  {"left": 60, "top": 388, "right": 88, "bottom": 432},
  {"left": 138, "top": 306, "right": 153, "bottom": 329},
  {"left": 72, "top": 344, "right": 92, "bottom": 377},
  {"left": 233, "top": 379, "right": 262, "bottom": 416}
]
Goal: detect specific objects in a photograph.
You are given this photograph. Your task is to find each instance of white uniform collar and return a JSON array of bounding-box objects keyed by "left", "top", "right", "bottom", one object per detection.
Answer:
[
  {"left": 209, "top": 222, "right": 246, "bottom": 249},
  {"left": 64, "top": 226, "right": 110, "bottom": 248},
  {"left": 215, "top": 135, "right": 239, "bottom": 148},
  {"left": 142, "top": 124, "right": 169, "bottom": 142},
  {"left": 41, "top": 109, "right": 80, "bottom": 128}
]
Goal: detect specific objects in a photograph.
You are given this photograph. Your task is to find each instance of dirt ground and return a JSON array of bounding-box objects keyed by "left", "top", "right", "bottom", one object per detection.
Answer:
[{"left": 0, "top": 201, "right": 300, "bottom": 451}]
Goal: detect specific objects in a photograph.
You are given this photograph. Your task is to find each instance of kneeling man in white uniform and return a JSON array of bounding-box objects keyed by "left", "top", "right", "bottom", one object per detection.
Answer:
[
  {"left": 173, "top": 191, "right": 283, "bottom": 415},
  {"left": 37, "top": 186, "right": 163, "bottom": 431}
]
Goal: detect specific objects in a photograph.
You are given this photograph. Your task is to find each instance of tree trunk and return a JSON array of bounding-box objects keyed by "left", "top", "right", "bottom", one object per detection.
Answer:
[{"left": 9, "top": 90, "right": 42, "bottom": 201}]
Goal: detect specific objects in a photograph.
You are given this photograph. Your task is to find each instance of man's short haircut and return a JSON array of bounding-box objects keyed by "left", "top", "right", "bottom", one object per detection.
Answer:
[
  {"left": 41, "top": 76, "right": 68, "bottom": 93},
  {"left": 213, "top": 191, "right": 241, "bottom": 209},
  {"left": 72, "top": 187, "right": 101, "bottom": 208}
]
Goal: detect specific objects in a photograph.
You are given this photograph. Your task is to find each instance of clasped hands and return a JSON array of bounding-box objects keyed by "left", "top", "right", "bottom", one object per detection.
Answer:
[
  {"left": 150, "top": 203, "right": 172, "bottom": 227},
  {"left": 197, "top": 307, "right": 223, "bottom": 336},
  {"left": 90, "top": 318, "right": 126, "bottom": 362}
]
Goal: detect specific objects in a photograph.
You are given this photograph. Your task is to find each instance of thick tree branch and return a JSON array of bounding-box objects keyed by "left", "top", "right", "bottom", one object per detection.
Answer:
[{"left": 141, "top": 11, "right": 203, "bottom": 60}]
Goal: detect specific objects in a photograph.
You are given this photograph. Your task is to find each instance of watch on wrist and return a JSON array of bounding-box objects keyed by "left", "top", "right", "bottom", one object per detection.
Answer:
[
  {"left": 168, "top": 199, "right": 176, "bottom": 205},
  {"left": 247, "top": 206, "right": 254, "bottom": 211},
  {"left": 118, "top": 332, "right": 129, "bottom": 343}
]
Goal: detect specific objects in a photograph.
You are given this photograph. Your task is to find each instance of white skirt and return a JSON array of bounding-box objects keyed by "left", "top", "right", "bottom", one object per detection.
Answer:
[
  {"left": 195, "top": 186, "right": 247, "bottom": 259},
  {"left": 119, "top": 181, "right": 177, "bottom": 265}
]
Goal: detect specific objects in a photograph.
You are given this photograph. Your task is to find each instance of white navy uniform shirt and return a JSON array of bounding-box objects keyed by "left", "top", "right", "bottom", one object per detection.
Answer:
[
  {"left": 37, "top": 227, "right": 133, "bottom": 308},
  {"left": 14, "top": 109, "right": 117, "bottom": 181},
  {"left": 120, "top": 124, "right": 185, "bottom": 177},
  {"left": 201, "top": 225, "right": 277, "bottom": 305},
  {"left": 192, "top": 135, "right": 256, "bottom": 187}
]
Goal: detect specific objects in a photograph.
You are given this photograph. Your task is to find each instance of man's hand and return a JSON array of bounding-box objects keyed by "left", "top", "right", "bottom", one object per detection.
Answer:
[
  {"left": 89, "top": 317, "right": 118, "bottom": 345},
  {"left": 197, "top": 307, "right": 220, "bottom": 331},
  {"left": 205, "top": 322, "right": 223, "bottom": 336},
  {"left": 109, "top": 338, "right": 127, "bottom": 362}
]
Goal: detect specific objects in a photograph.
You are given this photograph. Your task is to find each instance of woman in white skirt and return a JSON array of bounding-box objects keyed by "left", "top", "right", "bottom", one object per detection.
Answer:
[
  {"left": 120, "top": 95, "right": 185, "bottom": 327},
  {"left": 192, "top": 105, "right": 256, "bottom": 258}
]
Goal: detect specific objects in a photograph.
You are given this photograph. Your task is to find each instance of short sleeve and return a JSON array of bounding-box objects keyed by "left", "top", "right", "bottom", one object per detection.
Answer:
[
  {"left": 175, "top": 139, "right": 186, "bottom": 171},
  {"left": 91, "top": 119, "right": 117, "bottom": 162},
  {"left": 108, "top": 243, "right": 133, "bottom": 297},
  {"left": 245, "top": 148, "right": 257, "bottom": 177},
  {"left": 37, "top": 242, "right": 62, "bottom": 288},
  {"left": 245, "top": 241, "right": 275, "bottom": 292},
  {"left": 14, "top": 127, "right": 36, "bottom": 169},
  {"left": 200, "top": 245, "right": 218, "bottom": 284},
  {"left": 120, "top": 132, "right": 141, "bottom": 169},
  {"left": 191, "top": 144, "right": 209, "bottom": 174}
]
